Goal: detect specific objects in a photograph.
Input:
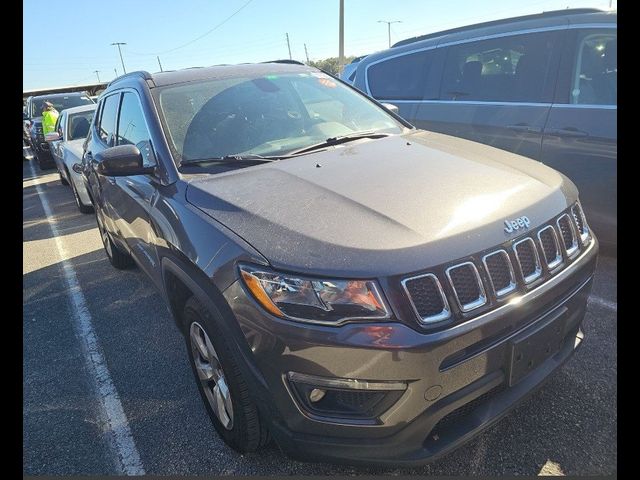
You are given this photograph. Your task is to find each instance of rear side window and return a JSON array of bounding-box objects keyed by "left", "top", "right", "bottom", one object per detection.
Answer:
[
  {"left": 98, "top": 94, "right": 120, "bottom": 145},
  {"left": 440, "top": 31, "right": 558, "bottom": 103},
  {"left": 571, "top": 30, "right": 616, "bottom": 105},
  {"left": 117, "top": 92, "right": 156, "bottom": 166},
  {"left": 367, "top": 49, "right": 437, "bottom": 100}
]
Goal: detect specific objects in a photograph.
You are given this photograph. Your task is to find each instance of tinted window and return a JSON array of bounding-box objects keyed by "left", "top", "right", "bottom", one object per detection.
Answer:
[
  {"left": 68, "top": 111, "right": 95, "bottom": 140},
  {"left": 571, "top": 30, "right": 616, "bottom": 105},
  {"left": 98, "top": 94, "right": 120, "bottom": 145},
  {"left": 117, "top": 92, "right": 155, "bottom": 166},
  {"left": 440, "top": 31, "right": 557, "bottom": 102},
  {"left": 368, "top": 49, "right": 436, "bottom": 100}
]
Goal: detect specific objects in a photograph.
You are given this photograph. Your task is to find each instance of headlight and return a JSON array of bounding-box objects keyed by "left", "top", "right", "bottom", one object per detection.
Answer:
[{"left": 238, "top": 264, "right": 390, "bottom": 325}]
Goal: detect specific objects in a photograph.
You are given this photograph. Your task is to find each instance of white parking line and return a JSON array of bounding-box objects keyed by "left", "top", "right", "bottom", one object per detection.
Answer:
[
  {"left": 27, "top": 162, "right": 145, "bottom": 476},
  {"left": 588, "top": 295, "right": 617, "bottom": 312}
]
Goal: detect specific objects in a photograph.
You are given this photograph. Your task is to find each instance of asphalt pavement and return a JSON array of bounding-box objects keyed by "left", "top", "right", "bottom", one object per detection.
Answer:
[{"left": 23, "top": 160, "right": 617, "bottom": 475}]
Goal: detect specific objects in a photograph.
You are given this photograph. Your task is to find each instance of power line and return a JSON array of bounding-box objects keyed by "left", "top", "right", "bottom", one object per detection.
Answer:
[{"left": 128, "top": 0, "right": 254, "bottom": 56}]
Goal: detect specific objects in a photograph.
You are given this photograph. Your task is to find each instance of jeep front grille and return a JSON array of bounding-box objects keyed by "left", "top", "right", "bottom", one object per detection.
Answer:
[
  {"left": 402, "top": 273, "right": 450, "bottom": 323},
  {"left": 513, "top": 237, "right": 542, "bottom": 283},
  {"left": 571, "top": 203, "right": 590, "bottom": 244},
  {"left": 557, "top": 214, "right": 579, "bottom": 257},
  {"left": 482, "top": 250, "right": 515, "bottom": 297},
  {"left": 537, "top": 225, "right": 562, "bottom": 270},
  {"left": 402, "top": 203, "right": 592, "bottom": 327},
  {"left": 446, "top": 262, "right": 486, "bottom": 312}
]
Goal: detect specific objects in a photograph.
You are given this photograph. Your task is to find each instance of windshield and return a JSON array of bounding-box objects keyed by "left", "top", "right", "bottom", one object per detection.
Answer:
[
  {"left": 156, "top": 71, "right": 404, "bottom": 163},
  {"left": 31, "top": 94, "right": 94, "bottom": 118}
]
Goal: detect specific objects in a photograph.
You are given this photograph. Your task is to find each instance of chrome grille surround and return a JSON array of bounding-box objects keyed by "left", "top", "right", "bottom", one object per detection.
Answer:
[
  {"left": 401, "top": 273, "right": 451, "bottom": 324},
  {"left": 513, "top": 237, "right": 542, "bottom": 284},
  {"left": 537, "top": 225, "right": 563, "bottom": 270},
  {"left": 571, "top": 203, "right": 590, "bottom": 245},
  {"left": 557, "top": 213, "right": 579, "bottom": 257},
  {"left": 445, "top": 262, "right": 487, "bottom": 312},
  {"left": 401, "top": 203, "right": 593, "bottom": 329},
  {"left": 482, "top": 249, "right": 516, "bottom": 298}
]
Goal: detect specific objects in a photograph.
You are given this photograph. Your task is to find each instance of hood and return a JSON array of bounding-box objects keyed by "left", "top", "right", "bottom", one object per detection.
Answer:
[{"left": 186, "top": 130, "right": 576, "bottom": 278}]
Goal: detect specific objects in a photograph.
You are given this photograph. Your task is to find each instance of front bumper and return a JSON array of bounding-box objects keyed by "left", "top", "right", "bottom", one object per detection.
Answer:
[{"left": 222, "top": 238, "right": 597, "bottom": 466}]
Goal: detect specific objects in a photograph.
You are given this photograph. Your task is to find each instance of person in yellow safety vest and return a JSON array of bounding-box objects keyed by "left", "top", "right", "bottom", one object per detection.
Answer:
[{"left": 41, "top": 101, "right": 59, "bottom": 134}]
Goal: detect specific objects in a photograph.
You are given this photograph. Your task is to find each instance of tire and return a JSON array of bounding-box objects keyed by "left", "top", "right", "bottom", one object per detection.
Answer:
[
  {"left": 70, "top": 176, "right": 93, "bottom": 214},
  {"left": 59, "top": 170, "right": 69, "bottom": 186},
  {"left": 95, "top": 207, "right": 133, "bottom": 269},
  {"left": 183, "top": 296, "right": 269, "bottom": 453}
]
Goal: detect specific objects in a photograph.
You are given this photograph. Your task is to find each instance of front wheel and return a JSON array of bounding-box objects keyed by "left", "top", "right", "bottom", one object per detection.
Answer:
[{"left": 183, "top": 296, "right": 269, "bottom": 453}]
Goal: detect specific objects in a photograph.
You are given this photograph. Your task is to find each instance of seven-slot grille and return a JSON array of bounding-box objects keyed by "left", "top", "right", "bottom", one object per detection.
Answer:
[
  {"left": 557, "top": 214, "right": 579, "bottom": 257},
  {"left": 571, "top": 203, "right": 589, "bottom": 244},
  {"left": 402, "top": 273, "right": 450, "bottom": 323},
  {"left": 537, "top": 226, "right": 562, "bottom": 270},
  {"left": 402, "top": 204, "right": 591, "bottom": 325},
  {"left": 482, "top": 250, "right": 515, "bottom": 297},
  {"left": 446, "top": 262, "right": 486, "bottom": 311}
]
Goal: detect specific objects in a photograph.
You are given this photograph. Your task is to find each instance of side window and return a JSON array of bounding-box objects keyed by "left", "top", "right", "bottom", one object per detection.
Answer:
[
  {"left": 117, "top": 92, "right": 156, "bottom": 167},
  {"left": 571, "top": 30, "right": 616, "bottom": 105},
  {"left": 54, "top": 112, "right": 64, "bottom": 137},
  {"left": 98, "top": 94, "right": 120, "bottom": 146},
  {"left": 367, "top": 49, "right": 437, "bottom": 100},
  {"left": 440, "top": 31, "right": 558, "bottom": 103}
]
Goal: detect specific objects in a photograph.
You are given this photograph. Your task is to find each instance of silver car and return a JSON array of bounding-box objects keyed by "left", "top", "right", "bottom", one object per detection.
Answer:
[{"left": 46, "top": 104, "right": 96, "bottom": 213}]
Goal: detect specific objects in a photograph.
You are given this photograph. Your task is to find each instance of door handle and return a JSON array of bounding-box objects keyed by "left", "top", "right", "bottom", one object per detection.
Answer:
[
  {"left": 547, "top": 127, "right": 589, "bottom": 138},
  {"left": 507, "top": 124, "right": 541, "bottom": 134}
]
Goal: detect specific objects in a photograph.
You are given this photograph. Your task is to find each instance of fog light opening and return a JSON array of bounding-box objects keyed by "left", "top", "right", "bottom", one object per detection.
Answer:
[{"left": 309, "top": 388, "right": 326, "bottom": 403}]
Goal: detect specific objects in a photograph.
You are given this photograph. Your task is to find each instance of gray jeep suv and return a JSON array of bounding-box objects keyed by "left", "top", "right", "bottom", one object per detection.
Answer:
[{"left": 81, "top": 61, "right": 597, "bottom": 466}]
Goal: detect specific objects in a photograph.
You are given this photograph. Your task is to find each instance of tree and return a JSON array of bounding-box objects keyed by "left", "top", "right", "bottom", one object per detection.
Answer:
[{"left": 308, "top": 56, "right": 357, "bottom": 76}]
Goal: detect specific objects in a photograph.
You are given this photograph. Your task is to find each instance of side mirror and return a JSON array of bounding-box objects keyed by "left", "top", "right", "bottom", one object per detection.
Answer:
[
  {"left": 95, "top": 144, "right": 155, "bottom": 176},
  {"left": 45, "top": 132, "right": 61, "bottom": 142},
  {"left": 72, "top": 163, "right": 83, "bottom": 174},
  {"left": 381, "top": 102, "right": 400, "bottom": 115}
]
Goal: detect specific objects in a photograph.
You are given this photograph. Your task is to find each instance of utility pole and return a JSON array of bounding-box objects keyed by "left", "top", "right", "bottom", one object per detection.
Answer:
[
  {"left": 378, "top": 20, "right": 402, "bottom": 48},
  {"left": 304, "top": 43, "right": 310, "bottom": 64},
  {"left": 94, "top": 70, "right": 101, "bottom": 82},
  {"left": 285, "top": 33, "right": 292, "bottom": 60},
  {"left": 110, "top": 42, "right": 127, "bottom": 74},
  {"left": 338, "top": 0, "right": 344, "bottom": 73},
  {"left": 157, "top": 56, "right": 164, "bottom": 72}
]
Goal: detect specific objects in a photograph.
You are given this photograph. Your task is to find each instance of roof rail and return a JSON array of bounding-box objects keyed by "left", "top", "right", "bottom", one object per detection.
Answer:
[
  {"left": 263, "top": 59, "right": 306, "bottom": 66},
  {"left": 107, "top": 70, "right": 154, "bottom": 87},
  {"left": 392, "top": 8, "right": 604, "bottom": 47}
]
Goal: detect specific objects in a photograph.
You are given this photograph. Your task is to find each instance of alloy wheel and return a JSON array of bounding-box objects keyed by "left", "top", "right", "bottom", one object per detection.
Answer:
[{"left": 189, "top": 321, "right": 234, "bottom": 430}]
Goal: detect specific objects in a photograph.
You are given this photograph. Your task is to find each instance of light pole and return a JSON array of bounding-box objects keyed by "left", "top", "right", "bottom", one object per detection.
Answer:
[
  {"left": 339, "top": 0, "right": 345, "bottom": 74},
  {"left": 378, "top": 20, "right": 402, "bottom": 48},
  {"left": 111, "top": 42, "right": 127, "bottom": 74},
  {"left": 94, "top": 70, "right": 101, "bottom": 82}
]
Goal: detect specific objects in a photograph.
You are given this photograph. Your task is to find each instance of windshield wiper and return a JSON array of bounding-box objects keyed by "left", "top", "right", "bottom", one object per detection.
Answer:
[
  {"left": 180, "top": 154, "right": 280, "bottom": 166},
  {"left": 286, "top": 131, "right": 392, "bottom": 156}
]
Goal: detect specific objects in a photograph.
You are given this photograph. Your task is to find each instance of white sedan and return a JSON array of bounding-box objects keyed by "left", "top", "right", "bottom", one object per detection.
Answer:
[{"left": 46, "top": 104, "right": 96, "bottom": 213}]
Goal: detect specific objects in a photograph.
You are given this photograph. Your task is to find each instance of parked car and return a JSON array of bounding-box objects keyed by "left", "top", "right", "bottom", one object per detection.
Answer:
[
  {"left": 352, "top": 8, "right": 616, "bottom": 251},
  {"left": 24, "top": 92, "right": 94, "bottom": 169},
  {"left": 80, "top": 62, "right": 597, "bottom": 466},
  {"left": 45, "top": 104, "right": 96, "bottom": 213},
  {"left": 340, "top": 55, "right": 367, "bottom": 84}
]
